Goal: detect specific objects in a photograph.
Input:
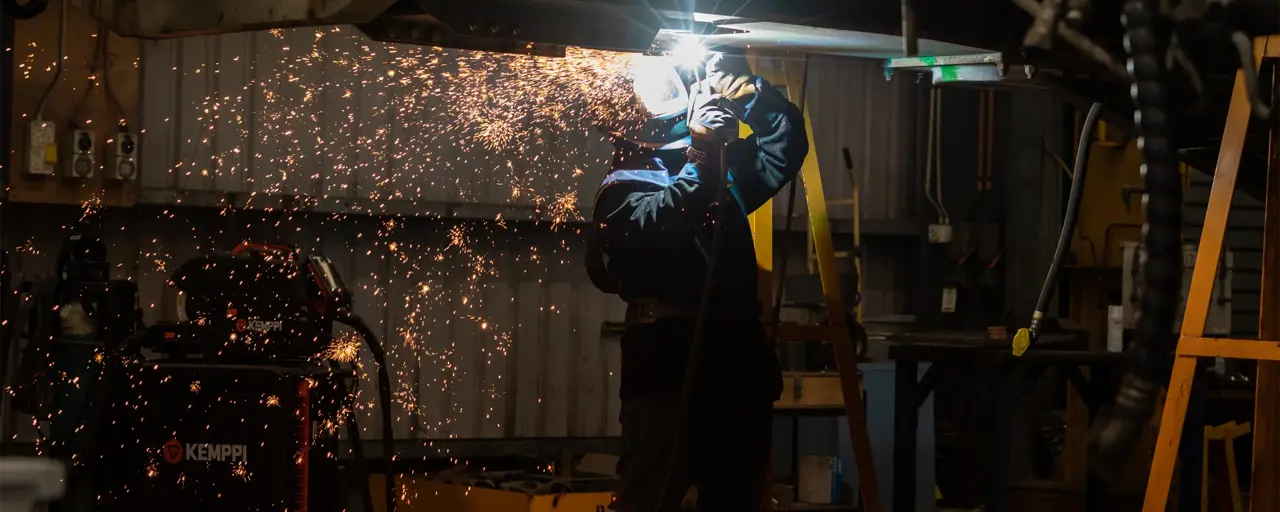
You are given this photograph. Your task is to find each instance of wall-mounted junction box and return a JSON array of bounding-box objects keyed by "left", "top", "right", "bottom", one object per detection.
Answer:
[
  {"left": 1122, "top": 242, "right": 1232, "bottom": 336},
  {"left": 63, "top": 130, "right": 95, "bottom": 179},
  {"left": 26, "top": 120, "right": 58, "bottom": 175},
  {"left": 927, "top": 224, "right": 953, "bottom": 244},
  {"left": 107, "top": 133, "right": 139, "bottom": 180}
]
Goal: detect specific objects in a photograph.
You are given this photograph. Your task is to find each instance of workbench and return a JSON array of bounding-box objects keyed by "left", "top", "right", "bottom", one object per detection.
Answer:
[{"left": 886, "top": 332, "right": 1128, "bottom": 512}]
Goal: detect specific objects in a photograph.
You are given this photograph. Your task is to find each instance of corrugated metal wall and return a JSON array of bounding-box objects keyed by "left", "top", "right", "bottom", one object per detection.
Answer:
[
  {"left": 1184, "top": 168, "right": 1265, "bottom": 338},
  {"left": 136, "top": 27, "right": 918, "bottom": 224},
  {"left": 5, "top": 28, "right": 921, "bottom": 442},
  {"left": 5, "top": 204, "right": 628, "bottom": 441}
]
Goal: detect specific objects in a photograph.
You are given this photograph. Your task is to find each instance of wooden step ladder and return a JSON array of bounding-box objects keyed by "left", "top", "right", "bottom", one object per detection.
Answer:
[
  {"left": 743, "top": 49, "right": 884, "bottom": 512},
  {"left": 1141, "top": 34, "right": 1280, "bottom": 512}
]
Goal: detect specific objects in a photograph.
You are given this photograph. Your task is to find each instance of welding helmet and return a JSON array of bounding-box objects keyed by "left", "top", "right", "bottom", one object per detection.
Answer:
[{"left": 609, "top": 55, "right": 698, "bottom": 151}]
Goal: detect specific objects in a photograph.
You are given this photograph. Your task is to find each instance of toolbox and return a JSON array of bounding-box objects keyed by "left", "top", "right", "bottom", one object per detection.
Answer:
[{"left": 370, "top": 474, "right": 615, "bottom": 512}]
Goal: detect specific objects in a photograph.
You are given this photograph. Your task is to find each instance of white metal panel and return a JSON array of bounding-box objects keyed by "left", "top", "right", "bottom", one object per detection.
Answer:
[{"left": 139, "top": 27, "right": 618, "bottom": 216}]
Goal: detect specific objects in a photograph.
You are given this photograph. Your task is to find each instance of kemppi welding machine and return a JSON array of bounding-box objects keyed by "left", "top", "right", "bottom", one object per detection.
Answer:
[{"left": 85, "top": 243, "right": 399, "bottom": 512}]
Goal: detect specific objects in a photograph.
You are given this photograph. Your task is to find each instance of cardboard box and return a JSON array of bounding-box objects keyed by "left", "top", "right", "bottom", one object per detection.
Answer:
[
  {"left": 797, "top": 455, "right": 844, "bottom": 505},
  {"left": 370, "top": 475, "right": 614, "bottom": 512}
]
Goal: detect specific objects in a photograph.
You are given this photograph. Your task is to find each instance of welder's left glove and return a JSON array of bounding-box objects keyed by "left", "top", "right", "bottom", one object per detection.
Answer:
[
  {"left": 703, "top": 52, "right": 758, "bottom": 106},
  {"left": 685, "top": 80, "right": 740, "bottom": 146}
]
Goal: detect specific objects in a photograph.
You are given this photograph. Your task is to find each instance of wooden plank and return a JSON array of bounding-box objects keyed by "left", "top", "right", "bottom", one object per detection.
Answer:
[
  {"left": 1144, "top": 355, "right": 1200, "bottom": 511},
  {"left": 8, "top": 1, "right": 140, "bottom": 206},
  {"left": 514, "top": 281, "right": 543, "bottom": 437},
  {"left": 1177, "top": 336, "right": 1280, "bottom": 361},
  {"left": 544, "top": 283, "right": 573, "bottom": 438},
  {"left": 774, "top": 373, "right": 845, "bottom": 409},
  {"left": 1252, "top": 66, "right": 1280, "bottom": 512}
]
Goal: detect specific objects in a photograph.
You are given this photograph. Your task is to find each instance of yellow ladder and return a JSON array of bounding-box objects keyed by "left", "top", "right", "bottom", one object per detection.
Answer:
[{"left": 744, "top": 49, "right": 883, "bottom": 512}]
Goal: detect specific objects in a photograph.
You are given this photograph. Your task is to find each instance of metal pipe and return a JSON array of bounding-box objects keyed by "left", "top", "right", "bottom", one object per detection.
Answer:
[
  {"left": 901, "top": 0, "right": 917, "bottom": 57},
  {"left": 1022, "top": 0, "right": 1064, "bottom": 55},
  {"left": 1010, "top": 0, "right": 1127, "bottom": 78}
]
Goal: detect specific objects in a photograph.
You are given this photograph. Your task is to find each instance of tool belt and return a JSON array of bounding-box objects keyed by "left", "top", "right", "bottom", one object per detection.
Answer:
[{"left": 624, "top": 298, "right": 755, "bottom": 326}]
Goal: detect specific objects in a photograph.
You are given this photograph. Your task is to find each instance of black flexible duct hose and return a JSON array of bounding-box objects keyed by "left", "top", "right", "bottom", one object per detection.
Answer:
[
  {"left": 653, "top": 144, "right": 731, "bottom": 511},
  {"left": 338, "top": 316, "right": 398, "bottom": 512},
  {"left": 1088, "top": 0, "right": 1183, "bottom": 477},
  {"left": 2, "top": 0, "right": 48, "bottom": 20},
  {"left": 1018, "top": 102, "right": 1103, "bottom": 353}
]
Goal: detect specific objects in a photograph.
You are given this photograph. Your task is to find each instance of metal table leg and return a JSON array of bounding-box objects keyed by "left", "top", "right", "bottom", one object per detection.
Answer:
[
  {"left": 894, "top": 358, "right": 920, "bottom": 512},
  {"left": 984, "top": 365, "right": 1013, "bottom": 512}
]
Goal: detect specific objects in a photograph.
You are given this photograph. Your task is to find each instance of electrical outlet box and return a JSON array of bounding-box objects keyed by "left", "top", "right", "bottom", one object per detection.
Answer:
[
  {"left": 63, "top": 130, "right": 95, "bottom": 179},
  {"left": 927, "top": 223, "right": 953, "bottom": 244},
  {"left": 26, "top": 120, "right": 58, "bottom": 175},
  {"left": 108, "top": 133, "right": 139, "bottom": 181}
]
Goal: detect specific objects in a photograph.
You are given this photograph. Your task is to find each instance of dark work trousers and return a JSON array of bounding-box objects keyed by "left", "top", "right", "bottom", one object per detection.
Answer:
[{"left": 612, "top": 399, "right": 773, "bottom": 512}]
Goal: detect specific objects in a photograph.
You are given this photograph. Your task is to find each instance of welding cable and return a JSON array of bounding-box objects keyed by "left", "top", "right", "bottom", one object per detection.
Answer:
[
  {"left": 1088, "top": 0, "right": 1183, "bottom": 478},
  {"left": 331, "top": 361, "right": 376, "bottom": 512},
  {"left": 336, "top": 316, "right": 398, "bottom": 512},
  {"left": 1013, "top": 101, "right": 1102, "bottom": 356},
  {"left": 33, "top": 0, "right": 64, "bottom": 118},
  {"left": 653, "top": 144, "right": 732, "bottom": 512},
  {"left": 2, "top": 0, "right": 48, "bottom": 19}
]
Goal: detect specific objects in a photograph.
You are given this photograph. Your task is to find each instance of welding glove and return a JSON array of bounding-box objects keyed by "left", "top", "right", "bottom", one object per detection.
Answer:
[
  {"left": 685, "top": 80, "right": 740, "bottom": 147},
  {"left": 703, "top": 52, "right": 757, "bottom": 107}
]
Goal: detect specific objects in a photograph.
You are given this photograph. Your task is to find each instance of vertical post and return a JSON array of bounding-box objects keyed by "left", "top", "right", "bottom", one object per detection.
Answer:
[
  {"left": 1252, "top": 53, "right": 1280, "bottom": 512},
  {"left": 893, "top": 359, "right": 919, "bottom": 512},
  {"left": 901, "top": 0, "right": 918, "bottom": 57}
]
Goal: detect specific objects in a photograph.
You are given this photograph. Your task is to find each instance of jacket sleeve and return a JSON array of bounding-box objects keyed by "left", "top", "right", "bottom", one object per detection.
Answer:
[
  {"left": 724, "top": 77, "right": 809, "bottom": 214},
  {"left": 591, "top": 161, "right": 718, "bottom": 244}
]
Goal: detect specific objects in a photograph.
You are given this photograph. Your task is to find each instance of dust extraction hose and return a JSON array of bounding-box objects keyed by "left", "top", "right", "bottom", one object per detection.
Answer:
[
  {"left": 1088, "top": 0, "right": 1183, "bottom": 477},
  {"left": 1014, "top": 101, "right": 1103, "bottom": 355},
  {"left": 338, "top": 316, "right": 399, "bottom": 512}
]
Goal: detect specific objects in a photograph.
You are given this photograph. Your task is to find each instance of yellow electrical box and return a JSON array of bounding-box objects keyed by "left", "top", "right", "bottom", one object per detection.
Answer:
[{"left": 370, "top": 475, "right": 615, "bottom": 512}]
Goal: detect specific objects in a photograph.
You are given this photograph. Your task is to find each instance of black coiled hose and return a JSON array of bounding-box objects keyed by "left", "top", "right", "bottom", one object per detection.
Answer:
[
  {"left": 338, "top": 316, "right": 399, "bottom": 512},
  {"left": 1088, "top": 0, "right": 1183, "bottom": 476}
]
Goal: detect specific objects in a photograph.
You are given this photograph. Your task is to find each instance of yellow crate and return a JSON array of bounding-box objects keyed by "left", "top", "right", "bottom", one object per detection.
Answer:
[{"left": 370, "top": 475, "right": 615, "bottom": 512}]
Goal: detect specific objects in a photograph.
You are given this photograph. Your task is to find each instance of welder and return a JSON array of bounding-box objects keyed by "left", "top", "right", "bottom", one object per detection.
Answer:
[{"left": 585, "top": 50, "right": 807, "bottom": 511}]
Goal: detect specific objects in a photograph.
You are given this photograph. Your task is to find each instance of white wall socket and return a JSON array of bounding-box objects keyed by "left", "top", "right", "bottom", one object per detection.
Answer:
[
  {"left": 927, "top": 223, "right": 953, "bottom": 244},
  {"left": 63, "top": 130, "right": 95, "bottom": 179},
  {"left": 26, "top": 121, "right": 57, "bottom": 175},
  {"left": 108, "top": 133, "right": 139, "bottom": 180}
]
